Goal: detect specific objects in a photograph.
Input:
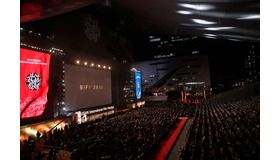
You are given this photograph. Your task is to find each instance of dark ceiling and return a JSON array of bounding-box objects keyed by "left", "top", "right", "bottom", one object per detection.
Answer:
[{"left": 20, "top": 0, "right": 259, "bottom": 42}]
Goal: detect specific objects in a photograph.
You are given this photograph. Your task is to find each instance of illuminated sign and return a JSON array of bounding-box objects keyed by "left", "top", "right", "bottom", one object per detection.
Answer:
[
  {"left": 20, "top": 48, "right": 51, "bottom": 119},
  {"left": 135, "top": 72, "right": 141, "bottom": 99},
  {"left": 79, "top": 84, "right": 104, "bottom": 90},
  {"left": 81, "top": 106, "right": 115, "bottom": 115}
]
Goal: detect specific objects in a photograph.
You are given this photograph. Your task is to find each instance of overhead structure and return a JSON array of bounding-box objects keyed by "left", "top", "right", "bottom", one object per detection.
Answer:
[{"left": 21, "top": 0, "right": 259, "bottom": 41}]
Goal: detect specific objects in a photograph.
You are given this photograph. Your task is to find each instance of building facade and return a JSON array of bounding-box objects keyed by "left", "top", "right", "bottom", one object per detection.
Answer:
[{"left": 131, "top": 54, "right": 211, "bottom": 103}]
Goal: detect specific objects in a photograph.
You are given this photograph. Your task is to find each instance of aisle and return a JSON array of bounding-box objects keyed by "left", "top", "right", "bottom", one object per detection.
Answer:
[
  {"left": 148, "top": 117, "right": 188, "bottom": 160},
  {"left": 167, "top": 117, "right": 193, "bottom": 160}
]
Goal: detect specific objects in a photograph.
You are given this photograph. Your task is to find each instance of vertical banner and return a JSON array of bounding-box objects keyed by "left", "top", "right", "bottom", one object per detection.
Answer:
[
  {"left": 135, "top": 72, "right": 141, "bottom": 99},
  {"left": 20, "top": 48, "right": 51, "bottom": 119},
  {"left": 74, "top": 111, "right": 82, "bottom": 124}
]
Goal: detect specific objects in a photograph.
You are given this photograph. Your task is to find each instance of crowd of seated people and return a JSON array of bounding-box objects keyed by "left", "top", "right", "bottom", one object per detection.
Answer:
[
  {"left": 208, "top": 83, "right": 259, "bottom": 103},
  {"left": 180, "top": 96, "right": 260, "bottom": 160},
  {"left": 44, "top": 105, "right": 195, "bottom": 160}
]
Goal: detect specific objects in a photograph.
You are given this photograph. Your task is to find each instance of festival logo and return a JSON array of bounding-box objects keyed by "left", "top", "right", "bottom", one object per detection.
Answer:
[
  {"left": 26, "top": 73, "right": 41, "bottom": 90},
  {"left": 20, "top": 48, "right": 51, "bottom": 119}
]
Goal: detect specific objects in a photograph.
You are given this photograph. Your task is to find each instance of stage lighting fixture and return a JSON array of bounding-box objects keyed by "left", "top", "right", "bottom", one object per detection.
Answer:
[
  {"left": 204, "top": 27, "right": 235, "bottom": 31},
  {"left": 227, "top": 38, "right": 241, "bottom": 41},
  {"left": 178, "top": 3, "right": 214, "bottom": 11},
  {"left": 192, "top": 19, "right": 216, "bottom": 25},
  {"left": 176, "top": 10, "right": 192, "bottom": 15},
  {"left": 204, "top": 34, "right": 216, "bottom": 37},
  {"left": 205, "top": 36, "right": 217, "bottom": 39},
  {"left": 237, "top": 14, "right": 260, "bottom": 20}
]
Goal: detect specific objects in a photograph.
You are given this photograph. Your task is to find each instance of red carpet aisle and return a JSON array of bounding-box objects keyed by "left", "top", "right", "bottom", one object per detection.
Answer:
[{"left": 148, "top": 117, "right": 188, "bottom": 160}]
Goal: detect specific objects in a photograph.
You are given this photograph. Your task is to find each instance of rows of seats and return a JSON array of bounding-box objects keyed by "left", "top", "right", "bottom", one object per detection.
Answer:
[
  {"left": 180, "top": 97, "right": 260, "bottom": 160},
  {"left": 49, "top": 105, "right": 194, "bottom": 160},
  {"left": 208, "top": 84, "right": 259, "bottom": 103}
]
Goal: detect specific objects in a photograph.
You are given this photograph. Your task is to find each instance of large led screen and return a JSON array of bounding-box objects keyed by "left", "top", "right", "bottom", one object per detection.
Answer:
[
  {"left": 65, "top": 64, "right": 112, "bottom": 110},
  {"left": 20, "top": 48, "right": 51, "bottom": 119},
  {"left": 135, "top": 72, "right": 141, "bottom": 99}
]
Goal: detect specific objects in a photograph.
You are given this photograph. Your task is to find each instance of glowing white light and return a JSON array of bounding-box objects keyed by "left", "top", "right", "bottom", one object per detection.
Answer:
[
  {"left": 204, "top": 27, "right": 235, "bottom": 31},
  {"left": 219, "top": 34, "right": 259, "bottom": 41},
  {"left": 185, "top": 82, "right": 205, "bottom": 85},
  {"left": 205, "top": 36, "right": 217, "bottom": 39},
  {"left": 91, "top": 63, "right": 94, "bottom": 67},
  {"left": 227, "top": 38, "right": 241, "bottom": 41},
  {"left": 237, "top": 14, "right": 260, "bottom": 20},
  {"left": 63, "top": 107, "right": 66, "bottom": 111},
  {"left": 25, "top": 128, "right": 37, "bottom": 136},
  {"left": 178, "top": 3, "right": 214, "bottom": 11},
  {"left": 192, "top": 19, "right": 216, "bottom": 25},
  {"left": 108, "top": 67, "right": 111, "bottom": 70},
  {"left": 76, "top": 60, "right": 80, "bottom": 64},
  {"left": 204, "top": 34, "right": 216, "bottom": 37},
  {"left": 176, "top": 10, "right": 193, "bottom": 15},
  {"left": 103, "top": 66, "right": 106, "bottom": 69},
  {"left": 84, "top": 62, "right": 87, "bottom": 65},
  {"left": 179, "top": 23, "right": 202, "bottom": 27},
  {"left": 97, "top": 64, "right": 101, "bottom": 68}
]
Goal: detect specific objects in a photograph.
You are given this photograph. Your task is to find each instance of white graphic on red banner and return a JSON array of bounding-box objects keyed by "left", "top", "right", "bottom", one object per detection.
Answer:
[{"left": 20, "top": 48, "right": 51, "bottom": 119}]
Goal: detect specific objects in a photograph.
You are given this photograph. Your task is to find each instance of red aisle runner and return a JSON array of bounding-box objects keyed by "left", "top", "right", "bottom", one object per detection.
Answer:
[{"left": 148, "top": 117, "right": 188, "bottom": 160}]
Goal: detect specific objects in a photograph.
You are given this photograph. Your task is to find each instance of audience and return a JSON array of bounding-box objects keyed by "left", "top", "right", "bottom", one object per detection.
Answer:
[
  {"left": 47, "top": 105, "right": 195, "bottom": 160},
  {"left": 180, "top": 96, "right": 260, "bottom": 160},
  {"left": 20, "top": 92, "right": 259, "bottom": 160}
]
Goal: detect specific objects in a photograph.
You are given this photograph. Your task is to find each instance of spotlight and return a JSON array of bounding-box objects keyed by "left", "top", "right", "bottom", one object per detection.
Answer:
[
  {"left": 178, "top": 3, "right": 214, "bottom": 11},
  {"left": 176, "top": 10, "right": 192, "bottom": 15},
  {"left": 84, "top": 62, "right": 87, "bottom": 65},
  {"left": 108, "top": 67, "right": 111, "bottom": 70},
  {"left": 103, "top": 66, "right": 106, "bottom": 69},
  {"left": 97, "top": 64, "right": 101, "bottom": 68},
  {"left": 192, "top": 19, "right": 216, "bottom": 25},
  {"left": 204, "top": 27, "right": 235, "bottom": 31},
  {"left": 76, "top": 60, "right": 80, "bottom": 64},
  {"left": 91, "top": 63, "right": 94, "bottom": 67}
]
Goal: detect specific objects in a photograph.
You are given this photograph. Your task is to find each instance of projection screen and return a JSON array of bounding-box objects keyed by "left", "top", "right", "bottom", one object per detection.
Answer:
[{"left": 64, "top": 64, "right": 112, "bottom": 111}]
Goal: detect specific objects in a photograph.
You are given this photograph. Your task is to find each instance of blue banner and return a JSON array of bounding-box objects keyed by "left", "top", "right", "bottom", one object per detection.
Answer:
[{"left": 135, "top": 72, "right": 141, "bottom": 99}]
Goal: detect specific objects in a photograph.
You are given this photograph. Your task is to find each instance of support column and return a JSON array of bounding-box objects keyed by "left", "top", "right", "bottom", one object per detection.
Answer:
[
  {"left": 203, "top": 86, "right": 206, "bottom": 100},
  {"left": 181, "top": 91, "right": 184, "bottom": 102}
]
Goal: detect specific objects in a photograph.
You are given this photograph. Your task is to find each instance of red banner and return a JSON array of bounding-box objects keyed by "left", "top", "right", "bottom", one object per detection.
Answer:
[{"left": 20, "top": 48, "right": 51, "bottom": 119}]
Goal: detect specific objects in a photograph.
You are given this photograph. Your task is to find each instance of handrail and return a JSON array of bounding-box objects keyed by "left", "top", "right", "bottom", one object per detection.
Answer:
[{"left": 36, "top": 118, "right": 68, "bottom": 143}]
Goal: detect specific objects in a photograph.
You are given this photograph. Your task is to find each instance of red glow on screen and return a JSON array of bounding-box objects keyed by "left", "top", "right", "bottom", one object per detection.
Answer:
[{"left": 20, "top": 48, "right": 51, "bottom": 119}]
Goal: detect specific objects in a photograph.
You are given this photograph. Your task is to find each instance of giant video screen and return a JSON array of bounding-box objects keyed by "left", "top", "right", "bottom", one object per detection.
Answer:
[
  {"left": 20, "top": 48, "right": 51, "bottom": 119},
  {"left": 135, "top": 72, "right": 141, "bottom": 99},
  {"left": 65, "top": 64, "right": 112, "bottom": 110}
]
